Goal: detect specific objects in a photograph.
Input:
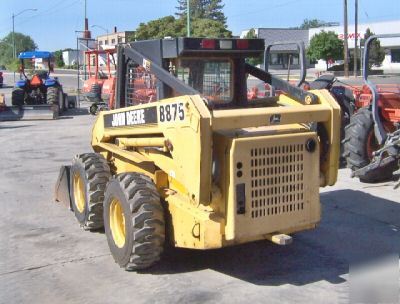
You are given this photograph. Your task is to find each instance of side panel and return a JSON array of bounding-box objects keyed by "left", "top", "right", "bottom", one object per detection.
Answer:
[
  {"left": 91, "top": 95, "right": 213, "bottom": 206},
  {"left": 225, "top": 132, "right": 320, "bottom": 242}
]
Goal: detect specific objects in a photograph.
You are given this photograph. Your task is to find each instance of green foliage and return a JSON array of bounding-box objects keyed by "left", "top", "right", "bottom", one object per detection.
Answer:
[
  {"left": 176, "top": 0, "right": 226, "bottom": 24},
  {"left": 135, "top": 15, "right": 231, "bottom": 40},
  {"left": 53, "top": 50, "right": 65, "bottom": 68},
  {"left": 362, "top": 28, "right": 385, "bottom": 67},
  {"left": 191, "top": 18, "right": 231, "bottom": 37},
  {"left": 0, "top": 32, "right": 37, "bottom": 68},
  {"left": 126, "top": 32, "right": 136, "bottom": 43},
  {"left": 299, "top": 19, "right": 326, "bottom": 29},
  {"left": 244, "top": 29, "right": 262, "bottom": 66},
  {"left": 136, "top": 16, "right": 185, "bottom": 40},
  {"left": 5, "top": 58, "right": 20, "bottom": 72},
  {"left": 307, "top": 30, "right": 344, "bottom": 70}
]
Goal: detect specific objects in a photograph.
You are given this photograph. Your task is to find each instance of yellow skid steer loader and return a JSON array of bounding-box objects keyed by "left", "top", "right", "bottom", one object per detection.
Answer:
[{"left": 55, "top": 37, "right": 341, "bottom": 271}]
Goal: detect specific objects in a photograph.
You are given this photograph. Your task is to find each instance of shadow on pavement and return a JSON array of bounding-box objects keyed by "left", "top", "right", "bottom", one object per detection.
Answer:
[
  {"left": 0, "top": 124, "right": 33, "bottom": 129},
  {"left": 143, "top": 190, "right": 400, "bottom": 286},
  {"left": 60, "top": 107, "right": 89, "bottom": 118}
]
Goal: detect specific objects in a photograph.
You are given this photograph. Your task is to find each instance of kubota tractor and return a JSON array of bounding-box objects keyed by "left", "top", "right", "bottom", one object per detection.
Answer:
[
  {"left": 0, "top": 51, "right": 67, "bottom": 121},
  {"left": 56, "top": 37, "right": 341, "bottom": 271},
  {"left": 343, "top": 34, "right": 400, "bottom": 182},
  {"left": 82, "top": 49, "right": 116, "bottom": 115}
]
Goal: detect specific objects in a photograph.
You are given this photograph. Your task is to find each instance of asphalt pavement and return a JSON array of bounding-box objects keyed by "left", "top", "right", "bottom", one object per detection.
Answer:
[{"left": 0, "top": 71, "right": 399, "bottom": 304}]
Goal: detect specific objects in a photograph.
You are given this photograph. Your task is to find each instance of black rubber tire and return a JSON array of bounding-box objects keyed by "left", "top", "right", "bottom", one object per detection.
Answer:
[
  {"left": 104, "top": 173, "right": 165, "bottom": 271},
  {"left": 343, "top": 107, "right": 395, "bottom": 182},
  {"left": 11, "top": 88, "right": 25, "bottom": 106},
  {"left": 62, "top": 93, "right": 68, "bottom": 112},
  {"left": 70, "top": 153, "right": 111, "bottom": 230},
  {"left": 47, "top": 86, "right": 64, "bottom": 109},
  {"left": 89, "top": 83, "right": 102, "bottom": 103},
  {"left": 89, "top": 103, "right": 98, "bottom": 115}
]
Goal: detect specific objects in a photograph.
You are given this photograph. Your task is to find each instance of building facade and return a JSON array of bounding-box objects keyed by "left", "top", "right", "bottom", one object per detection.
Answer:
[
  {"left": 309, "top": 20, "right": 400, "bottom": 71},
  {"left": 96, "top": 30, "right": 135, "bottom": 49},
  {"left": 242, "top": 20, "right": 400, "bottom": 71}
]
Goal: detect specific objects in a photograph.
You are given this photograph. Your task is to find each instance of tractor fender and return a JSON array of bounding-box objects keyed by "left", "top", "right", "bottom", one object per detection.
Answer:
[
  {"left": 45, "top": 78, "right": 57, "bottom": 87},
  {"left": 16, "top": 79, "right": 27, "bottom": 88}
]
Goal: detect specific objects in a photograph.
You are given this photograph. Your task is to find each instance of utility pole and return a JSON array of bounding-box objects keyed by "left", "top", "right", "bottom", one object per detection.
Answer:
[
  {"left": 343, "top": 0, "right": 349, "bottom": 77},
  {"left": 12, "top": 8, "right": 37, "bottom": 82},
  {"left": 354, "top": 0, "right": 358, "bottom": 77},
  {"left": 187, "top": 0, "right": 191, "bottom": 37},
  {"left": 12, "top": 14, "right": 15, "bottom": 59}
]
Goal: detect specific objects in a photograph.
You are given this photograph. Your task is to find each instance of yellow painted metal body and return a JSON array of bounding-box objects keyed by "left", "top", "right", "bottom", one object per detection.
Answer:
[
  {"left": 91, "top": 90, "right": 340, "bottom": 249},
  {"left": 73, "top": 172, "right": 85, "bottom": 213},
  {"left": 109, "top": 198, "right": 126, "bottom": 248}
]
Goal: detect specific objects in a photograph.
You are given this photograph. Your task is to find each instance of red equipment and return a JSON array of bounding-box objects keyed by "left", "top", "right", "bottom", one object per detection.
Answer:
[
  {"left": 82, "top": 49, "right": 116, "bottom": 107},
  {"left": 343, "top": 34, "right": 400, "bottom": 182}
]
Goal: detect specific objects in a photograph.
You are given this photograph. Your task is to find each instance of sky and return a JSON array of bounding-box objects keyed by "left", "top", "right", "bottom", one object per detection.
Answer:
[{"left": 0, "top": 0, "right": 399, "bottom": 51}]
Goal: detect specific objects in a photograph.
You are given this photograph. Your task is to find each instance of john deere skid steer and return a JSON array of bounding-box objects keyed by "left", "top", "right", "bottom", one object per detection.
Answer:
[{"left": 55, "top": 38, "right": 341, "bottom": 271}]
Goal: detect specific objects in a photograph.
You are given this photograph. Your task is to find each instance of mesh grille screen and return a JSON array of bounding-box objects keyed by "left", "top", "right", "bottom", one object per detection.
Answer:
[
  {"left": 126, "top": 64, "right": 157, "bottom": 106},
  {"left": 249, "top": 144, "right": 305, "bottom": 219}
]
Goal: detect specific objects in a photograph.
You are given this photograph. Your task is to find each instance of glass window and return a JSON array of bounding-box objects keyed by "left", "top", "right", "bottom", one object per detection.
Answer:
[
  {"left": 105, "top": 40, "right": 109, "bottom": 45},
  {"left": 118, "top": 37, "right": 123, "bottom": 43},
  {"left": 99, "top": 41, "right": 103, "bottom": 45},
  {"left": 391, "top": 49, "right": 400, "bottom": 63},
  {"left": 176, "top": 58, "right": 233, "bottom": 104},
  {"left": 111, "top": 38, "right": 116, "bottom": 44}
]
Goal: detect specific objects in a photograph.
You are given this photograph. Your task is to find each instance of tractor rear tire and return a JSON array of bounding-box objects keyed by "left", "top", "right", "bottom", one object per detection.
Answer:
[
  {"left": 343, "top": 107, "right": 395, "bottom": 183},
  {"left": 11, "top": 88, "right": 25, "bottom": 106},
  {"left": 47, "top": 86, "right": 64, "bottom": 110},
  {"left": 70, "top": 153, "right": 111, "bottom": 230},
  {"left": 103, "top": 173, "right": 165, "bottom": 271}
]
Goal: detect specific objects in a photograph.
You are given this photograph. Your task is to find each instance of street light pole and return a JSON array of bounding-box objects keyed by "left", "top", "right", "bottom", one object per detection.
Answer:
[
  {"left": 12, "top": 9, "right": 38, "bottom": 59},
  {"left": 92, "top": 25, "right": 109, "bottom": 48},
  {"left": 12, "top": 8, "right": 37, "bottom": 82},
  {"left": 187, "top": 0, "right": 191, "bottom": 37},
  {"left": 343, "top": 0, "right": 349, "bottom": 77},
  {"left": 12, "top": 14, "right": 15, "bottom": 59},
  {"left": 354, "top": 0, "right": 358, "bottom": 77}
]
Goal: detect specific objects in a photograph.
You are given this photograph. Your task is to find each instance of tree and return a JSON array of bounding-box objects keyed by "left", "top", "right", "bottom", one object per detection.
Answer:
[
  {"left": 53, "top": 50, "right": 65, "bottom": 68},
  {"left": 299, "top": 19, "right": 327, "bottom": 29},
  {"left": 176, "top": 0, "right": 226, "bottom": 24},
  {"left": 135, "top": 15, "right": 231, "bottom": 40},
  {"left": 307, "top": 30, "right": 344, "bottom": 70},
  {"left": 362, "top": 28, "right": 385, "bottom": 67},
  {"left": 135, "top": 16, "right": 186, "bottom": 40},
  {"left": 191, "top": 18, "right": 231, "bottom": 37},
  {"left": 244, "top": 29, "right": 262, "bottom": 66},
  {"left": 0, "top": 32, "right": 37, "bottom": 67}
]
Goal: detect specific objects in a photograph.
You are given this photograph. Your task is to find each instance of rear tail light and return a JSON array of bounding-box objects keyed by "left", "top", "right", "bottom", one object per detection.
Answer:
[
  {"left": 236, "top": 40, "right": 249, "bottom": 49},
  {"left": 201, "top": 39, "right": 216, "bottom": 49}
]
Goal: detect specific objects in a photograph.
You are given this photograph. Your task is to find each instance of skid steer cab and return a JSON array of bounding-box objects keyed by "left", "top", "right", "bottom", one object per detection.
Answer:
[{"left": 55, "top": 37, "right": 341, "bottom": 271}]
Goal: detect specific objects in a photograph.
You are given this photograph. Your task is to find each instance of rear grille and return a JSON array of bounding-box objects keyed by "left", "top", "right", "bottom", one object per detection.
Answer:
[{"left": 249, "top": 144, "right": 305, "bottom": 219}]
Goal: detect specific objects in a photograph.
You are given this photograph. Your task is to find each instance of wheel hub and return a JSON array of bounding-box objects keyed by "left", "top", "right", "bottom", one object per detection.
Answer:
[
  {"left": 109, "top": 198, "right": 126, "bottom": 248},
  {"left": 73, "top": 173, "right": 85, "bottom": 213}
]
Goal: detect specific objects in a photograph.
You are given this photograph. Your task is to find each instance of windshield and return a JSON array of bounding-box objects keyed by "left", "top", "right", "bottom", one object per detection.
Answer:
[{"left": 176, "top": 58, "right": 233, "bottom": 104}]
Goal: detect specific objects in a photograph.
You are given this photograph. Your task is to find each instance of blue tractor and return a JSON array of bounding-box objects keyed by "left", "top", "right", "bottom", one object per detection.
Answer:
[{"left": 4, "top": 51, "right": 67, "bottom": 120}]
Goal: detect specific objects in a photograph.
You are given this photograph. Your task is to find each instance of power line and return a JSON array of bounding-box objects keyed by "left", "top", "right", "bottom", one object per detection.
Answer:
[{"left": 15, "top": 0, "right": 82, "bottom": 27}]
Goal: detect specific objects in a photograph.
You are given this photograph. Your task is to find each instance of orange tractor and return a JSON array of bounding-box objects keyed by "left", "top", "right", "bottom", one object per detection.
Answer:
[
  {"left": 343, "top": 34, "right": 400, "bottom": 182},
  {"left": 82, "top": 49, "right": 116, "bottom": 115}
]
